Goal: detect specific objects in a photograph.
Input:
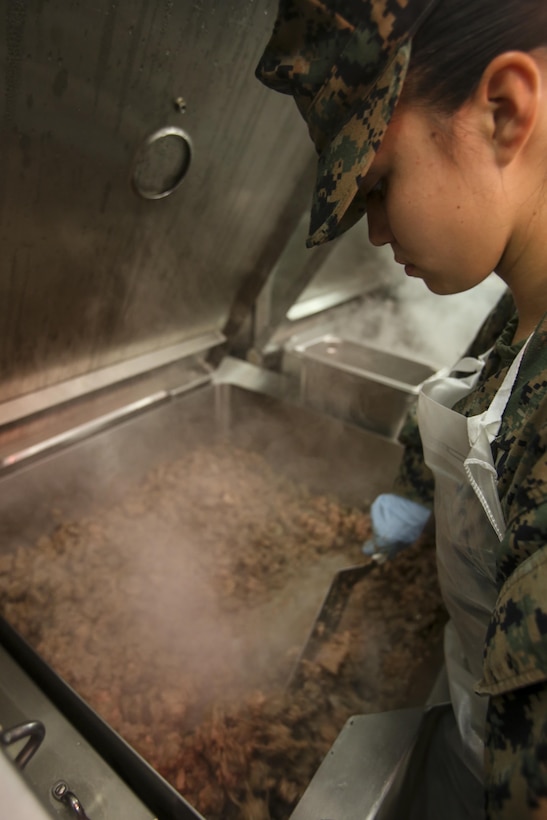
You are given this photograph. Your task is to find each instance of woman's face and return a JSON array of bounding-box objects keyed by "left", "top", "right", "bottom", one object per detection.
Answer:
[{"left": 363, "top": 102, "right": 514, "bottom": 295}]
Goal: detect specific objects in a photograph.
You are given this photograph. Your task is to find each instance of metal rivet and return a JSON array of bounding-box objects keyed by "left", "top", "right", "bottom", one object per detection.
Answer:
[
  {"left": 52, "top": 781, "right": 67, "bottom": 798},
  {"left": 173, "top": 96, "right": 187, "bottom": 113}
]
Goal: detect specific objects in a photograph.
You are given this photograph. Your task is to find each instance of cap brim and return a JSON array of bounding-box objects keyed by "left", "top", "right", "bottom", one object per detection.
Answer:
[{"left": 306, "top": 42, "right": 411, "bottom": 248}]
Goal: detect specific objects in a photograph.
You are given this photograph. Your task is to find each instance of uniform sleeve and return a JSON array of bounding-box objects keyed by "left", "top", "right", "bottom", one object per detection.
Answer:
[
  {"left": 476, "top": 366, "right": 547, "bottom": 817},
  {"left": 477, "top": 535, "right": 547, "bottom": 817},
  {"left": 484, "top": 681, "right": 547, "bottom": 818},
  {"left": 392, "top": 403, "right": 435, "bottom": 507}
]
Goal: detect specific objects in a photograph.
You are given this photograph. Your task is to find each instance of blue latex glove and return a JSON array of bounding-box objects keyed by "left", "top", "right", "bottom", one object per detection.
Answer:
[{"left": 363, "top": 493, "right": 431, "bottom": 559}]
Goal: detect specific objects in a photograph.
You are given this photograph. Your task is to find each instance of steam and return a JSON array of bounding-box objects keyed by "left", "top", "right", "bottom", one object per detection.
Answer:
[{"left": 333, "top": 274, "right": 507, "bottom": 370}]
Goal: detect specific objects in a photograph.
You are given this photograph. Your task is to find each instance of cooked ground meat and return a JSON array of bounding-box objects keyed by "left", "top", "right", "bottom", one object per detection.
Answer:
[{"left": 0, "top": 443, "right": 446, "bottom": 819}]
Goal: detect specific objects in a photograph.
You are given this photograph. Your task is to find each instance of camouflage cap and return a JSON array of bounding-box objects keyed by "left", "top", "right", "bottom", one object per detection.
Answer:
[{"left": 256, "top": 0, "right": 439, "bottom": 247}]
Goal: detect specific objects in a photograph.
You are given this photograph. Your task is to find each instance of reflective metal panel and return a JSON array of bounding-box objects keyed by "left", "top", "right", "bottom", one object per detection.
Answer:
[{"left": 0, "top": 0, "right": 318, "bottom": 401}]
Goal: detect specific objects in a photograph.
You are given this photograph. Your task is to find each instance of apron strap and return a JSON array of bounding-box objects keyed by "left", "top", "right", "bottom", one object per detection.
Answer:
[
  {"left": 463, "top": 335, "right": 532, "bottom": 541},
  {"left": 467, "top": 336, "right": 531, "bottom": 447}
]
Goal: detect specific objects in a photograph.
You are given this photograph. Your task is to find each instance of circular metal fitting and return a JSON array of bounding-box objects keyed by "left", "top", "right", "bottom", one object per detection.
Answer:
[{"left": 131, "top": 126, "right": 193, "bottom": 200}]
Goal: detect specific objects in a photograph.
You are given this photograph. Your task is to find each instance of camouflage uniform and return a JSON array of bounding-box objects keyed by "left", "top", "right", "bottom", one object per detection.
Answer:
[{"left": 396, "top": 292, "right": 547, "bottom": 818}]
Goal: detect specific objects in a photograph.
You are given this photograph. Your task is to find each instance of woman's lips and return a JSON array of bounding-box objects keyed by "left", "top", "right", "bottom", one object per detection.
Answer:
[{"left": 394, "top": 256, "right": 417, "bottom": 276}]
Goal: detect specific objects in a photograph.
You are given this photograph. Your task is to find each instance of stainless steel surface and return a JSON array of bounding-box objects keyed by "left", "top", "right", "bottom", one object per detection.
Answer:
[
  {"left": 131, "top": 126, "right": 193, "bottom": 200},
  {"left": 287, "top": 228, "right": 400, "bottom": 322},
  {"left": 0, "top": 720, "right": 46, "bottom": 769},
  {"left": 246, "top": 223, "right": 400, "bottom": 362},
  {"left": 289, "top": 709, "right": 424, "bottom": 820},
  {"left": 0, "top": 357, "right": 212, "bottom": 472},
  {"left": 213, "top": 355, "right": 298, "bottom": 403},
  {"left": 2, "top": 391, "right": 169, "bottom": 470},
  {"left": 0, "top": 380, "right": 402, "bottom": 540},
  {"left": 0, "top": 749, "right": 56, "bottom": 820},
  {"left": 288, "top": 564, "right": 375, "bottom": 691},
  {"left": 290, "top": 335, "right": 435, "bottom": 390},
  {"left": 0, "top": 0, "right": 319, "bottom": 404},
  {"left": 0, "top": 326, "right": 221, "bottom": 429},
  {"left": 284, "top": 335, "right": 436, "bottom": 439},
  {"left": 52, "top": 781, "right": 91, "bottom": 819},
  {"left": 251, "top": 213, "right": 337, "bottom": 360},
  {"left": 0, "top": 645, "right": 158, "bottom": 819},
  {"left": 0, "top": 0, "right": 402, "bottom": 409}
]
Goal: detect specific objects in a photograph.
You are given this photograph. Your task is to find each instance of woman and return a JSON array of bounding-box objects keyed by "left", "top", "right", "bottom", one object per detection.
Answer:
[{"left": 256, "top": 1, "right": 547, "bottom": 818}]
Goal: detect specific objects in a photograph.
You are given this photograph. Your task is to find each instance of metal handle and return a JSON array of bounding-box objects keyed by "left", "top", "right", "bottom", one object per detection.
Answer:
[
  {"left": 131, "top": 126, "right": 193, "bottom": 200},
  {"left": 0, "top": 720, "right": 46, "bottom": 769},
  {"left": 52, "top": 781, "right": 91, "bottom": 819}
]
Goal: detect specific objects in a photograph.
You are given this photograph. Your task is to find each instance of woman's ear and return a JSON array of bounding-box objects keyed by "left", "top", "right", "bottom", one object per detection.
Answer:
[{"left": 477, "top": 51, "right": 541, "bottom": 166}]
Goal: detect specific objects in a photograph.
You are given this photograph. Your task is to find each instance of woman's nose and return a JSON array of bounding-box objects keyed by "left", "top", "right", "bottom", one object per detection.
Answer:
[{"left": 366, "top": 197, "right": 393, "bottom": 247}]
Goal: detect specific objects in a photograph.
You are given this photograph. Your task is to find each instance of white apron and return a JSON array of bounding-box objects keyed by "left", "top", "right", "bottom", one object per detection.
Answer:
[{"left": 417, "top": 339, "right": 529, "bottom": 783}]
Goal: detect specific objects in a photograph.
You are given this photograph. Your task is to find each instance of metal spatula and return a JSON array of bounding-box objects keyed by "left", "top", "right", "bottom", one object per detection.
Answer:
[{"left": 287, "top": 563, "right": 376, "bottom": 691}]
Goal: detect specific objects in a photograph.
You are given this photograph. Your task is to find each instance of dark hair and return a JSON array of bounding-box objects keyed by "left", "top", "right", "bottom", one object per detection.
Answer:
[{"left": 404, "top": 0, "right": 547, "bottom": 113}]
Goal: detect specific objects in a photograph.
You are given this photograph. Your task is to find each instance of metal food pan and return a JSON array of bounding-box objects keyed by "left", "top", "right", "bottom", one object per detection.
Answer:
[
  {"left": 0, "top": 382, "right": 406, "bottom": 818},
  {"left": 284, "top": 335, "right": 436, "bottom": 439},
  {"left": 0, "top": 382, "right": 402, "bottom": 540}
]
